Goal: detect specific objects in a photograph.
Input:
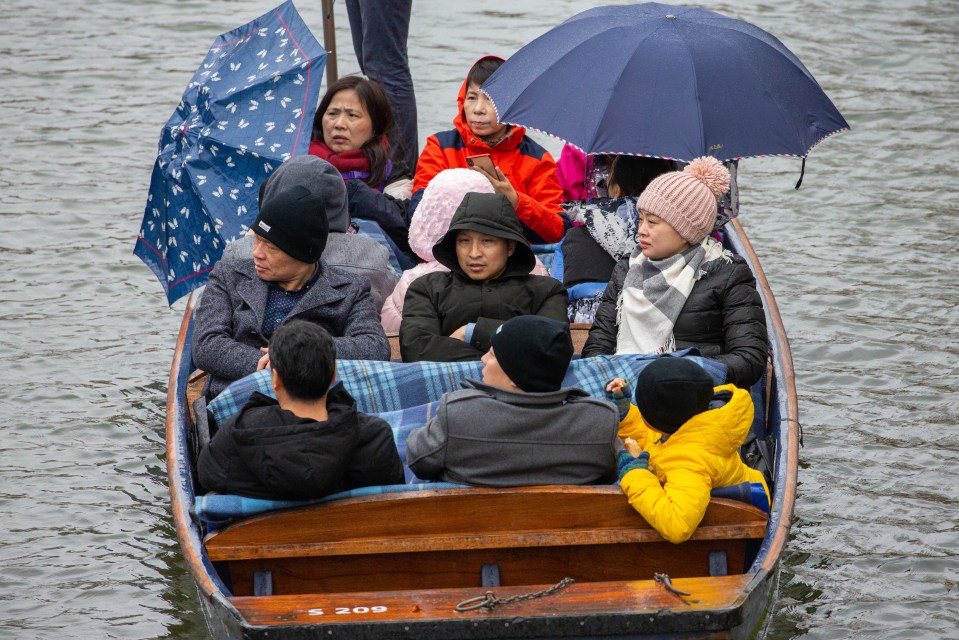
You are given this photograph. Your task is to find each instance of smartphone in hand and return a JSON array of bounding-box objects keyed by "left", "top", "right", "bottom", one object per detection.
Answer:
[{"left": 466, "top": 154, "right": 496, "bottom": 176}]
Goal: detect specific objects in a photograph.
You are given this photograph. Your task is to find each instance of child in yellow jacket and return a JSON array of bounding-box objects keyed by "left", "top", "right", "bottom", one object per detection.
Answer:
[{"left": 606, "top": 358, "right": 770, "bottom": 544}]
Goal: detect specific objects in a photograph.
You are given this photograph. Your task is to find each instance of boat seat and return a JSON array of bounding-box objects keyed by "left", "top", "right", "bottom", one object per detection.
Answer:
[{"left": 202, "top": 487, "right": 768, "bottom": 596}]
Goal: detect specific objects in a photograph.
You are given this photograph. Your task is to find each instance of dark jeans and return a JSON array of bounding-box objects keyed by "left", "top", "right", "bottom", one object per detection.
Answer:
[{"left": 345, "top": 0, "right": 418, "bottom": 173}]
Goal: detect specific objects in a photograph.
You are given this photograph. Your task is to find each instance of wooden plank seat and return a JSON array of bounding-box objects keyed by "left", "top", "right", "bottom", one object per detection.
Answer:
[{"left": 204, "top": 486, "right": 768, "bottom": 597}]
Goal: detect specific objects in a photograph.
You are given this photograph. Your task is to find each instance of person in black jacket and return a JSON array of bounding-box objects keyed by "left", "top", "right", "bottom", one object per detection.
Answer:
[
  {"left": 582, "top": 157, "right": 768, "bottom": 389},
  {"left": 399, "top": 192, "right": 568, "bottom": 362},
  {"left": 197, "top": 320, "right": 404, "bottom": 499}
]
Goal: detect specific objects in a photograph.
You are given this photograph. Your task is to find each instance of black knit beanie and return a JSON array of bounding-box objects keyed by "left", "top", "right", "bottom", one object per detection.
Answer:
[
  {"left": 489, "top": 316, "right": 573, "bottom": 392},
  {"left": 252, "top": 183, "right": 328, "bottom": 263},
  {"left": 633, "top": 358, "right": 715, "bottom": 433}
]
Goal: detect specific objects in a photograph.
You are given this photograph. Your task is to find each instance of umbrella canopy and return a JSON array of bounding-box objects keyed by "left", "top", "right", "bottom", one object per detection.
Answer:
[
  {"left": 135, "top": 0, "right": 326, "bottom": 304},
  {"left": 482, "top": 2, "right": 848, "bottom": 162}
]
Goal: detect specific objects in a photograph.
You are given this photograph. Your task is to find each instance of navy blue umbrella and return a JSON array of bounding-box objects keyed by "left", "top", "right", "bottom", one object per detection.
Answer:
[
  {"left": 135, "top": 0, "right": 326, "bottom": 304},
  {"left": 482, "top": 3, "right": 848, "bottom": 162}
]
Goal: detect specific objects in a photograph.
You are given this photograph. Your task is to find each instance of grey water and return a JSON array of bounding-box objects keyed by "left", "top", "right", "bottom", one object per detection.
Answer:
[{"left": 0, "top": 0, "right": 956, "bottom": 637}]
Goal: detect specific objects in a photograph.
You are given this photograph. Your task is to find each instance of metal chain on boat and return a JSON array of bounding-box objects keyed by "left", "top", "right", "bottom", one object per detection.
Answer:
[
  {"left": 454, "top": 577, "right": 575, "bottom": 612},
  {"left": 654, "top": 572, "right": 691, "bottom": 597}
]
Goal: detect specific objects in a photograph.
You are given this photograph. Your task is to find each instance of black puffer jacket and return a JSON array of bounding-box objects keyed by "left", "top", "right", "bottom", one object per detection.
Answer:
[
  {"left": 400, "top": 193, "right": 568, "bottom": 362},
  {"left": 197, "top": 384, "right": 404, "bottom": 499},
  {"left": 582, "top": 255, "right": 768, "bottom": 388}
]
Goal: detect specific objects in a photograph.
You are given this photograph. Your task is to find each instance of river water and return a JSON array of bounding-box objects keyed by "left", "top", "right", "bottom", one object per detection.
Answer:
[{"left": 1, "top": 0, "right": 956, "bottom": 638}]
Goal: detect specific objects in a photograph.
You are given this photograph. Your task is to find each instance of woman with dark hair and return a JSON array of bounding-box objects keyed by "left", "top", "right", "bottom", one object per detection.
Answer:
[{"left": 310, "top": 75, "right": 415, "bottom": 267}]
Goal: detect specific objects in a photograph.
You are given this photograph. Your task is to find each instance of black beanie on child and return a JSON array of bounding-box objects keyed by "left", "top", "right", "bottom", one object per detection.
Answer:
[
  {"left": 633, "top": 358, "right": 715, "bottom": 434},
  {"left": 489, "top": 316, "right": 573, "bottom": 392},
  {"left": 252, "top": 184, "right": 328, "bottom": 263}
]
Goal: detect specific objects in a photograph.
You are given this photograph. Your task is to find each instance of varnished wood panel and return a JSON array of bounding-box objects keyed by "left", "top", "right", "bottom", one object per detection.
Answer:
[
  {"left": 223, "top": 538, "right": 751, "bottom": 596},
  {"left": 204, "top": 488, "right": 767, "bottom": 563},
  {"left": 228, "top": 574, "right": 754, "bottom": 627}
]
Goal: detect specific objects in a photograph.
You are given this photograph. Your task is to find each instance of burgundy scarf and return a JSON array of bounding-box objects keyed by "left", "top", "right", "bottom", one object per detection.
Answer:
[{"left": 308, "top": 135, "right": 390, "bottom": 184}]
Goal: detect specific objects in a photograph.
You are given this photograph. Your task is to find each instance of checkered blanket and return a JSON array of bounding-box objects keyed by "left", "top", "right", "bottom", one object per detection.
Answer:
[
  {"left": 194, "top": 481, "right": 469, "bottom": 527},
  {"left": 208, "top": 351, "right": 726, "bottom": 424},
  {"left": 196, "top": 352, "right": 728, "bottom": 527}
]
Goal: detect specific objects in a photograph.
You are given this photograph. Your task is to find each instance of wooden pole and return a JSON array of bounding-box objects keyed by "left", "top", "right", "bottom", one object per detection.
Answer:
[{"left": 321, "top": 0, "right": 338, "bottom": 85}]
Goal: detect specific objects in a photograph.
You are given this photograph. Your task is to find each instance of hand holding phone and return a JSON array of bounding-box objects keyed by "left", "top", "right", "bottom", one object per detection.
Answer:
[{"left": 466, "top": 154, "right": 496, "bottom": 176}]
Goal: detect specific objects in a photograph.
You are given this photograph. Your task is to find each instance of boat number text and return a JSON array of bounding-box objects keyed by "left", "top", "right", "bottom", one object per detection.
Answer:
[{"left": 308, "top": 606, "right": 388, "bottom": 616}]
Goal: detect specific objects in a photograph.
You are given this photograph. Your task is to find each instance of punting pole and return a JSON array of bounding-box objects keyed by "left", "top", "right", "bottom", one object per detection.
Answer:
[{"left": 322, "top": 0, "right": 337, "bottom": 85}]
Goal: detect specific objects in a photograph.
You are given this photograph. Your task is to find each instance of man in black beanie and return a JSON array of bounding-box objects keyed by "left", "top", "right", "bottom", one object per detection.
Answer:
[
  {"left": 193, "top": 160, "right": 391, "bottom": 399},
  {"left": 406, "top": 315, "right": 620, "bottom": 487}
]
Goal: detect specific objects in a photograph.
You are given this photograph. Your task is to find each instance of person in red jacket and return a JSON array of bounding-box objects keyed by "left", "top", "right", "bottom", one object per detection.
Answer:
[{"left": 411, "top": 56, "right": 568, "bottom": 244}]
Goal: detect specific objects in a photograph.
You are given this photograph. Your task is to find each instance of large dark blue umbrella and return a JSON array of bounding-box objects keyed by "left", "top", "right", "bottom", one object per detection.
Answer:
[
  {"left": 135, "top": 0, "right": 326, "bottom": 304},
  {"left": 482, "top": 2, "right": 848, "bottom": 162}
]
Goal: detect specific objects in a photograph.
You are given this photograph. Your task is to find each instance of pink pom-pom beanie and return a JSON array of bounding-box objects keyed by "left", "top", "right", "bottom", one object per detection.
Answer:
[
  {"left": 636, "top": 156, "right": 730, "bottom": 245},
  {"left": 408, "top": 168, "right": 495, "bottom": 262}
]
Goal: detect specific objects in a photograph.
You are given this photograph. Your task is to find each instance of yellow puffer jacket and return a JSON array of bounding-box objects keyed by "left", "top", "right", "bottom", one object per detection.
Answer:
[{"left": 618, "top": 384, "right": 770, "bottom": 544}]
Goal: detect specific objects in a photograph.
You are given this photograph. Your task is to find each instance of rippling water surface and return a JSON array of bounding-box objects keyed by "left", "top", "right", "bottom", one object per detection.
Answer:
[{"left": 1, "top": 1, "right": 956, "bottom": 638}]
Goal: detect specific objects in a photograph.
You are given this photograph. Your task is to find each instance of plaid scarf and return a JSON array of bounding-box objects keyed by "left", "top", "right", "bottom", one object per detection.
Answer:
[{"left": 616, "top": 237, "right": 731, "bottom": 355}]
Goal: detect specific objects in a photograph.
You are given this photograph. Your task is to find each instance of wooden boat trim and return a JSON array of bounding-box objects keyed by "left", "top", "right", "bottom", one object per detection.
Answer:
[
  {"left": 207, "top": 524, "right": 766, "bottom": 561},
  {"left": 726, "top": 218, "right": 800, "bottom": 573},
  {"left": 203, "top": 488, "right": 768, "bottom": 561},
  {"left": 226, "top": 574, "right": 755, "bottom": 627}
]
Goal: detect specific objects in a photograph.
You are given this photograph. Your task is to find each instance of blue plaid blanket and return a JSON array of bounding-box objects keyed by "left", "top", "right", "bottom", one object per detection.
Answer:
[
  {"left": 194, "top": 481, "right": 468, "bottom": 527},
  {"left": 197, "top": 352, "right": 728, "bottom": 527},
  {"left": 208, "top": 351, "right": 726, "bottom": 424}
]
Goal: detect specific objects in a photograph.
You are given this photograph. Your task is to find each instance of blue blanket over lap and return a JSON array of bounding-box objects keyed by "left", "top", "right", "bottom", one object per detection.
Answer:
[
  {"left": 209, "top": 351, "right": 726, "bottom": 422},
  {"left": 196, "top": 352, "right": 729, "bottom": 525}
]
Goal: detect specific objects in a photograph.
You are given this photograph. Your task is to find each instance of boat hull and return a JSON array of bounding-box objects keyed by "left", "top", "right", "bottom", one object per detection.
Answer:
[{"left": 166, "top": 218, "right": 798, "bottom": 639}]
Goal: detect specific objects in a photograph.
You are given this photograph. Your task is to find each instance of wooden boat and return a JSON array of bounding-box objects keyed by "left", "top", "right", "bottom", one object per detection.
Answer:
[{"left": 166, "top": 217, "right": 799, "bottom": 639}]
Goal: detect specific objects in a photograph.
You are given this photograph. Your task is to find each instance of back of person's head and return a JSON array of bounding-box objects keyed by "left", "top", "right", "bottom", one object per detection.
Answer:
[
  {"left": 253, "top": 170, "right": 330, "bottom": 264},
  {"left": 259, "top": 155, "right": 350, "bottom": 232},
  {"left": 311, "top": 75, "right": 397, "bottom": 186},
  {"left": 269, "top": 320, "right": 337, "bottom": 401},
  {"left": 466, "top": 56, "right": 505, "bottom": 88},
  {"left": 489, "top": 316, "right": 573, "bottom": 392},
  {"left": 431, "top": 192, "right": 534, "bottom": 275},
  {"left": 633, "top": 358, "right": 715, "bottom": 434},
  {"left": 409, "top": 169, "right": 495, "bottom": 262},
  {"left": 607, "top": 155, "right": 675, "bottom": 197},
  {"left": 636, "top": 156, "right": 730, "bottom": 245}
]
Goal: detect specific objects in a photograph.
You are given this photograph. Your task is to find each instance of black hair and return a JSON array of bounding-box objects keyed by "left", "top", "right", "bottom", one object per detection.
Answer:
[
  {"left": 268, "top": 320, "right": 336, "bottom": 401},
  {"left": 311, "top": 75, "right": 397, "bottom": 187},
  {"left": 466, "top": 57, "right": 505, "bottom": 89},
  {"left": 607, "top": 155, "right": 676, "bottom": 197}
]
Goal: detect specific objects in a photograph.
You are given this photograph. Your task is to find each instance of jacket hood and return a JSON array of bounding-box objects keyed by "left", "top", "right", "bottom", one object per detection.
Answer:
[
  {"left": 453, "top": 56, "right": 526, "bottom": 152},
  {"left": 409, "top": 168, "right": 494, "bottom": 262},
  {"left": 669, "top": 384, "right": 754, "bottom": 457},
  {"left": 260, "top": 155, "right": 351, "bottom": 232},
  {"left": 432, "top": 192, "right": 535, "bottom": 276}
]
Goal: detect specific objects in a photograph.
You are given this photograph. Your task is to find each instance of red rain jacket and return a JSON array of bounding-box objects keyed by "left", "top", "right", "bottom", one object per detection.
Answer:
[{"left": 412, "top": 62, "right": 566, "bottom": 243}]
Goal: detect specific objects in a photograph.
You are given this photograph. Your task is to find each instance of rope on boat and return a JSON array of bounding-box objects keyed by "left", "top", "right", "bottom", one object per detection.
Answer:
[{"left": 454, "top": 577, "right": 575, "bottom": 612}]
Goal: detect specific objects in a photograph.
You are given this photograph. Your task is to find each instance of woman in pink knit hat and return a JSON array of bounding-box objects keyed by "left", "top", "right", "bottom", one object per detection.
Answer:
[
  {"left": 380, "top": 169, "right": 547, "bottom": 331},
  {"left": 582, "top": 157, "right": 768, "bottom": 389}
]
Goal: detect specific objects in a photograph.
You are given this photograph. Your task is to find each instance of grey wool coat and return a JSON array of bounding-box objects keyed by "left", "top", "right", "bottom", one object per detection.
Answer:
[
  {"left": 406, "top": 380, "right": 620, "bottom": 487},
  {"left": 222, "top": 233, "right": 398, "bottom": 313},
  {"left": 193, "top": 258, "right": 391, "bottom": 398}
]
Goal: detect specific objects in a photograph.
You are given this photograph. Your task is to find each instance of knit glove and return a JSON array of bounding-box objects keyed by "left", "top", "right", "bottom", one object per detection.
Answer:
[
  {"left": 605, "top": 378, "right": 631, "bottom": 420},
  {"left": 617, "top": 449, "right": 650, "bottom": 482}
]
